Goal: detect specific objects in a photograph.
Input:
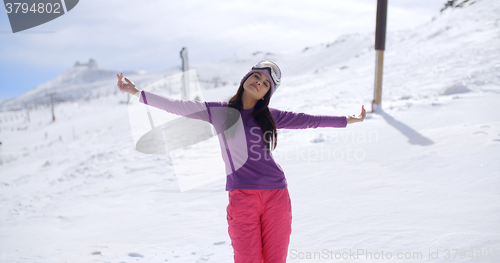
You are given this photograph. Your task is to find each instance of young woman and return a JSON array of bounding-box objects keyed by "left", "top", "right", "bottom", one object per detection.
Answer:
[{"left": 117, "top": 60, "right": 365, "bottom": 263}]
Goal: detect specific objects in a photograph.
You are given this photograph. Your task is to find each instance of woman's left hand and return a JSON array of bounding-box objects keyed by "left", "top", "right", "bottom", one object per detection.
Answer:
[{"left": 346, "top": 105, "right": 366, "bottom": 124}]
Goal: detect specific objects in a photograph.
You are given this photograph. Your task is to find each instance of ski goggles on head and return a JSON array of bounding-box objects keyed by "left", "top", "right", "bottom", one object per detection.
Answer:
[{"left": 251, "top": 60, "right": 281, "bottom": 88}]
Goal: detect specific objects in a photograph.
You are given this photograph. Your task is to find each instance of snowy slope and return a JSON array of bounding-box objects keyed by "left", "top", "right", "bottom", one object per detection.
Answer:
[
  {"left": 0, "top": 0, "right": 499, "bottom": 262},
  {"left": 0, "top": 64, "right": 183, "bottom": 111}
]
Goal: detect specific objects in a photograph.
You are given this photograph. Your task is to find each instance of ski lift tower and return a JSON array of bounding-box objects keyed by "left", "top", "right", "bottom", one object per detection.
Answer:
[
  {"left": 372, "top": 0, "right": 388, "bottom": 112},
  {"left": 47, "top": 91, "right": 56, "bottom": 121},
  {"left": 180, "top": 47, "right": 189, "bottom": 100}
]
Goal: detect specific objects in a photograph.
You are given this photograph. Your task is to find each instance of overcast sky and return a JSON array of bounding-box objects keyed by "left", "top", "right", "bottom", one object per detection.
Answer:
[{"left": 0, "top": 0, "right": 446, "bottom": 100}]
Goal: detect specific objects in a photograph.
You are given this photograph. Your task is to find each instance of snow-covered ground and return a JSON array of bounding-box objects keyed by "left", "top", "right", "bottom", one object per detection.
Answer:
[{"left": 1, "top": 0, "right": 499, "bottom": 262}]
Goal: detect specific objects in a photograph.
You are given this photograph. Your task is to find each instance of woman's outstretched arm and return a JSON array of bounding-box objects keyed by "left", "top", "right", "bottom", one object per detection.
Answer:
[
  {"left": 269, "top": 108, "right": 347, "bottom": 129},
  {"left": 116, "top": 72, "right": 215, "bottom": 124},
  {"left": 269, "top": 105, "right": 365, "bottom": 129}
]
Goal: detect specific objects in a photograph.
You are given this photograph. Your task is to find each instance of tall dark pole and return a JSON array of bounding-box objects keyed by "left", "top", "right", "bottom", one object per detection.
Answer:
[
  {"left": 48, "top": 92, "right": 56, "bottom": 121},
  {"left": 373, "top": 0, "right": 388, "bottom": 111},
  {"left": 180, "top": 47, "right": 189, "bottom": 100}
]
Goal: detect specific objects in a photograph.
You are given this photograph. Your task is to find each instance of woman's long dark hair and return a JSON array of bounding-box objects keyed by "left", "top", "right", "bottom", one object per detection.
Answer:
[{"left": 224, "top": 73, "right": 278, "bottom": 153}]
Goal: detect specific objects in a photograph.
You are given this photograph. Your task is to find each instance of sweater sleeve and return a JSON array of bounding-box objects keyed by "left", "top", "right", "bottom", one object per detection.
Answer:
[
  {"left": 269, "top": 107, "right": 347, "bottom": 129},
  {"left": 138, "top": 89, "right": 213, "bottom": 124}
]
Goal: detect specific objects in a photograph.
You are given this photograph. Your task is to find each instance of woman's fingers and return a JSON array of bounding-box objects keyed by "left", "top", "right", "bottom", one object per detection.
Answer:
[
  {"left": 125, "top": 77, "right": 136, "bottom": 87},
  {"left": 350, "top": 106, "right": 365, "bottom": 123},
  {"left": 117, "top": 73, "right": 125, "bottom": 89}
]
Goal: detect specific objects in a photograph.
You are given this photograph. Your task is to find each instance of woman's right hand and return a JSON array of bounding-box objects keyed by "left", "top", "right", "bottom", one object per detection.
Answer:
[{"left": 116, "top": 72, "right": 138, "bottom": 94}]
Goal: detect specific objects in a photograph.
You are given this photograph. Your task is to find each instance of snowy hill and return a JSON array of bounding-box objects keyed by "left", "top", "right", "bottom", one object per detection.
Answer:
[
  {"left": 0, "top": 59, "right": 174, "bottom": 110},
  {"left": 0, "top": 0, "right": 499, "bottom": 262}
]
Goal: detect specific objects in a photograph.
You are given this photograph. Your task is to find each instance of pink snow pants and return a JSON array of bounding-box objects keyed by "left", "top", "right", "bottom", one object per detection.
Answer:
[{"left": 226, "top": 187, "right": 292, "bottom": 263}]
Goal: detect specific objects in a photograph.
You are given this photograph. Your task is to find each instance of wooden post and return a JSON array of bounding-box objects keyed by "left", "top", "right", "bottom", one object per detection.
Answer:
[{"left": 373, "top": 0, "right": 388, "bottom": 112}]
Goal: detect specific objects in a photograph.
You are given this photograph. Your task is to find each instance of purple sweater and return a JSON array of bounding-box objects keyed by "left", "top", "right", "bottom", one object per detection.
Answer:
[{"left": 138, "top": 90, "right": 347, "bottom": 191}]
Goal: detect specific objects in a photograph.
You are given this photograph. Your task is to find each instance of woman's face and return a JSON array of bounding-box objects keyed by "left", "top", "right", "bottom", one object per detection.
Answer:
[{"left": 243, "top": 72, "right": 271, "bottom": 101}]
